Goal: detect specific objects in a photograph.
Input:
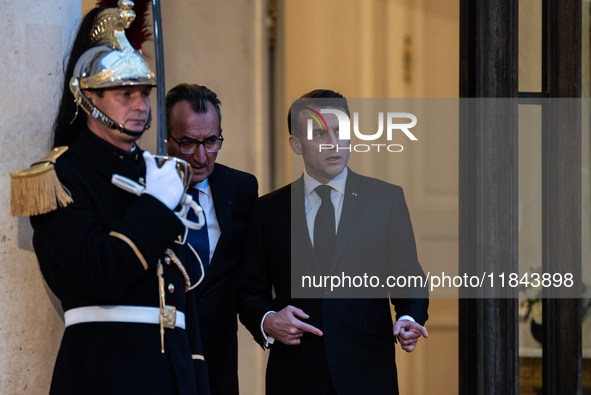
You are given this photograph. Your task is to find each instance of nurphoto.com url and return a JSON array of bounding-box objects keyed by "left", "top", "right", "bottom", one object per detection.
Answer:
[{"left": 301, "top": 271, "right": 574, "bottom": 293}]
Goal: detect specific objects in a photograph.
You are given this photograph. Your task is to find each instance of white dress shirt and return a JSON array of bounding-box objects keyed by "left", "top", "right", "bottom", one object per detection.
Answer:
[{"left": 191, "top": 178, "right": 220, "bottom": 264}]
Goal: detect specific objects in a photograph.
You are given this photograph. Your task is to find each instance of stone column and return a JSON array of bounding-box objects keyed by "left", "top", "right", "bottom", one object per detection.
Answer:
[{"left": 0, "top": 1, "right": 81, "bottom": 393}]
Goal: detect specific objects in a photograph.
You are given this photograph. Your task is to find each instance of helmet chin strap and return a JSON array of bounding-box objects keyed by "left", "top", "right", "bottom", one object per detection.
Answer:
[{"left": 70, "top": 77, "right": 152, "bottom": 137}]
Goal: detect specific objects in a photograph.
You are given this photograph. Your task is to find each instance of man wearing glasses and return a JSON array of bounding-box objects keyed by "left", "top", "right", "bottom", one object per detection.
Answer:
[{"left": 166, "top": 83, "right": 258, "bottom": 395}]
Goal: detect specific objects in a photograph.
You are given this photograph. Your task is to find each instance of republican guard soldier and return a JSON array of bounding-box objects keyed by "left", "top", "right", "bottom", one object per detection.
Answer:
[{"left": 10, "top": 2, "right": 210, "bottom": 394}]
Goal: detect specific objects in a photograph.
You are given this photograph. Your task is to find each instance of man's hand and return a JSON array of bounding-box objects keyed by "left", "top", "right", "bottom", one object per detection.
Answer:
[
  {"left": 263, "top": 305, "right": 323, "bottom": 345},
  {"left": 393, "top": 319, "right": 428, "bottom": 353}
]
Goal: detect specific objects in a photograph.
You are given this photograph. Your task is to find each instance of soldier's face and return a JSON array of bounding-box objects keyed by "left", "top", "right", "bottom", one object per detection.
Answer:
[{"left": 84, "top": 86, "right": 152, "bottom": 149}]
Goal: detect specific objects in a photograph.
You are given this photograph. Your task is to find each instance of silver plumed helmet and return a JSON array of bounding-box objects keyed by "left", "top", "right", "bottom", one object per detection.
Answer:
[{"left": 70, "top": 0, "right": 155, "bottom": 136}]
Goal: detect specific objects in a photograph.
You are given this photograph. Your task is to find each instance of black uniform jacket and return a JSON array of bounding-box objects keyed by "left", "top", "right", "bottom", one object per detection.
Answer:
[
  {"left": 237, "top": 170, "right": 429, "bottom": 395},
  {"left": 30, "top": 129, "right": 210, "bottom": 395},
  {"left": 195, "top": 163, "right": 258, "bottom": 395}
]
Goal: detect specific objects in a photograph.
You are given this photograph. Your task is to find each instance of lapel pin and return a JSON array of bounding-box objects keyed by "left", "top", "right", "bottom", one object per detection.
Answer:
[{"left": 352, "top": 192, "right": 358, "bottom": 197}]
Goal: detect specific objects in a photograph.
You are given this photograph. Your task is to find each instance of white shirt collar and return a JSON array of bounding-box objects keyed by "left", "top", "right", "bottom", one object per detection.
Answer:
[
  {"left": 193, "top": 178, "right": 210, "bottom": 196},
  {"left": 303, "top": 167, "right": 348, "bottom": 197}
]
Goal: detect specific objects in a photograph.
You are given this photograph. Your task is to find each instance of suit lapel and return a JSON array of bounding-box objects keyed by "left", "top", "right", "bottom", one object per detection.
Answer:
[
  {"left": 291, "top": 177, "right": 322, "bottom": 277},
  {"left": 199, "top": 167, "right": 233, "bottom": 291},
  {"left": 331, "top": 170, "right": 363, "bottom": 273}
]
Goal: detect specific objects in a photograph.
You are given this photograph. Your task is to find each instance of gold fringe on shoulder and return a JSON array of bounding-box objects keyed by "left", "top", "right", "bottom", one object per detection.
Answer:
[{"left": 10, "top": 146, "right": 73, "bottom": 217}]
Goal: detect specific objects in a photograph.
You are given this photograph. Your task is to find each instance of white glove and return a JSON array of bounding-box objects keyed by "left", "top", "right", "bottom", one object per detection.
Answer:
[{"left": 142, "top": 151, "right": 184, "bottom": 210}]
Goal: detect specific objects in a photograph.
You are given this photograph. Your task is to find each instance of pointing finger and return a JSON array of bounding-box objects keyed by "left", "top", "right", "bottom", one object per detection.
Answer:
[{"left": 294, "top": 321, "right": 323, "bottom": 337}]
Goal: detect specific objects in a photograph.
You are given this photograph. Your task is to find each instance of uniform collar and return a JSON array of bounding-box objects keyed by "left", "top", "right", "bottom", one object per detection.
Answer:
[
  {"left": 82, "top": 128, "right": 140, "bottom": 161},
  {"left": 69, "top": 128, "right": 144, "bottom": 180}
]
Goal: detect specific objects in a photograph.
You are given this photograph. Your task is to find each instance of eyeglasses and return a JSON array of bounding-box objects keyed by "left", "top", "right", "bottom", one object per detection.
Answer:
[{"left": 168, "top": 134, "right": 224, "bottom": 155}]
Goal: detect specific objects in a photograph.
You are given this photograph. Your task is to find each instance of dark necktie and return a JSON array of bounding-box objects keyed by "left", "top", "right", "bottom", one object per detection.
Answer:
[
  {"left": 314, "top": 185, "right": 336, "bottom": 275},
  {"left": 187, "top": 189, "right": 210, "bottom": 272}
]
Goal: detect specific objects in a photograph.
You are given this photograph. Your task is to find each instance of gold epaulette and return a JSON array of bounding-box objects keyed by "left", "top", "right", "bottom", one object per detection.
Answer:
[{"left": 10, "top": 146, "right": 73, "bottom": 216}]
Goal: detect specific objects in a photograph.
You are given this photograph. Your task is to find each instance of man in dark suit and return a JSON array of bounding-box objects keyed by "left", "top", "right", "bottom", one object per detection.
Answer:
[
  {"left": 237, "top": 89, "right": 428, "bottom": 394},
  {"left": 166, "top": 83, "right": 258, "bottom": 395}
]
